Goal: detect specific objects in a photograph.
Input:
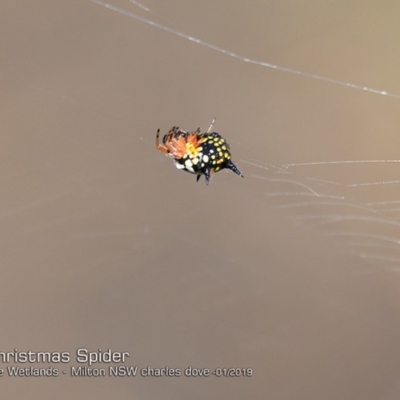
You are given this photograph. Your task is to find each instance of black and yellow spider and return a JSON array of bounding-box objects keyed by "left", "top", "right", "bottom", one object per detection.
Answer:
[{"left": 156, "top": 118, "right": 244, "bottom": 185}]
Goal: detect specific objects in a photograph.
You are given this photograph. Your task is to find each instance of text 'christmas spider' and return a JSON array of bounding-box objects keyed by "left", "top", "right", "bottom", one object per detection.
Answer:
[{"left": 156, "top": 118, "right": 244, "bottom": 185}]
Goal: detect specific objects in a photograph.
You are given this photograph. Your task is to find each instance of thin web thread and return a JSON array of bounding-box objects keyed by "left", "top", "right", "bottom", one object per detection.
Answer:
[{"left": 89, "top": 0, "right": 400, "bottom": 100}]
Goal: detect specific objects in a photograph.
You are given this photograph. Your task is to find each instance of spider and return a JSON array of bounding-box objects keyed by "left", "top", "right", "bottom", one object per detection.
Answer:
[{"left": 156, "top": 118, "right": 244, "bottom": 185}]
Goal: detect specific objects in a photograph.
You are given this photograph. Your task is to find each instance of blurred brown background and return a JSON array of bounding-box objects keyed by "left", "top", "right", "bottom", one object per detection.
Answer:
[{"left": 2, "top": 1, "right": 400, "bottom": 398}]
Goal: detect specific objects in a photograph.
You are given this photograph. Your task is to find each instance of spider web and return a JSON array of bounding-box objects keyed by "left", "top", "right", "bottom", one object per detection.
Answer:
[{"left": 89, "top": 0, "right": 400, "bottom": 270}]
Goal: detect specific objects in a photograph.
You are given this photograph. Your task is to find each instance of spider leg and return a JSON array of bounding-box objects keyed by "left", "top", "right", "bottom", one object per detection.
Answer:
[
  {"left": 206, "top": 117, "right": 216, "bottom": 133},
  {"left": 196, "top": 174, "right": 201, "bottom": 182},
  {"left": 156, "top": 129, "right": 169, "bottom": 154},
  {"left": 169, "top": 126, "right": 179, "bottom": 136},
  {"left": 172, "top": 136, "right": 187, "bottom": 158},
  {"left": 165, "top": 139, "right": 176, "bottom": 154}
]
